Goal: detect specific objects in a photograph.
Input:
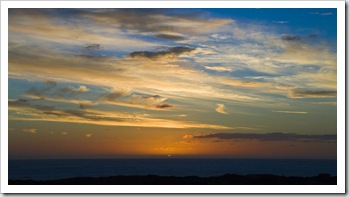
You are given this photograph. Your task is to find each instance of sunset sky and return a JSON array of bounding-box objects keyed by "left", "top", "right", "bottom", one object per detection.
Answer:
[{"left": 8, "top": 8, "right": 337, "bottom": 159}]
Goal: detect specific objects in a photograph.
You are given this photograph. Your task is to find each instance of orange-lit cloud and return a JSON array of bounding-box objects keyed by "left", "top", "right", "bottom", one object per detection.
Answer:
[
  {"left": 22, "top": 128, "right": 37, "bottom": 134},
  {"left": 183, "top": 134, "right": 193, "bottom": 139},
  {"left": 215, "top": 104, "right": 228, "bottom": 114},
  {"left": 85, "top": 133, "right": 93, "bottom": 138},
  {"left": 9, "top": 99, "right": 230, "bottom": 129}
]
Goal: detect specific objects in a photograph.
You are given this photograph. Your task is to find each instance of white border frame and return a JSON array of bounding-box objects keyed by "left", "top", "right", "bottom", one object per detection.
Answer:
[{"left": 1, "top": 0, "right": 345, "bottom": 194}]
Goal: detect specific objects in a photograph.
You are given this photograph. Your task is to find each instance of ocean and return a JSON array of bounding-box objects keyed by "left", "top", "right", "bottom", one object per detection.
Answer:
[{"left": 8, "top": 158, "right": 337, "bottom": 181}]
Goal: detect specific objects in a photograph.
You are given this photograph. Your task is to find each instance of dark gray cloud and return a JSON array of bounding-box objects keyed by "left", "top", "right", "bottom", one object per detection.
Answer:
[
  {"left": 79, "top": 102, "right": 85, "bottom": 110},
  {"left": 281, "top": 35, "right": 301, "bottom": 41},
  {"left": 155, "top": 34, "right": 186, "bottom": 41},
  {"left": 291, "top": 89, "right": 337, "bottom": 98},
  {"left": 142, "top": 95, "right": 161, "bottom": 99},
  {"left": 129, "top": 46, "right": 195, "bottom": 60},
  {"left": 25, "top": 80, "right": 57, "bottom": 99},
  {"left": 194, "top": 132, "right": 336, "bottom": 142},
  {"left": 156, "top": 104, "right": 173, "bottom": 109},
  {"left": 83, "top": 43, "right": 102, "bottom": 51},
  {"left": 25, "top": 87, "right": 45, "bottom": 99},
  {"left": 9, "top": 98, "right": 56, "bottom": 111}
]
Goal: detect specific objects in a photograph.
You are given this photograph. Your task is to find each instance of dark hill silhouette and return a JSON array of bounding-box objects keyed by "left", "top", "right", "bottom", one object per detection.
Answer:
[{"left": 9, "top": 173, "right": 336, "bottom": 185}]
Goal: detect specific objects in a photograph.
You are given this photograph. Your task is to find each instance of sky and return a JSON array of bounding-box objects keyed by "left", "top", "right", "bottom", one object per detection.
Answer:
[{"left": 8, "top": 8, "right": 337, "bottom": 159}]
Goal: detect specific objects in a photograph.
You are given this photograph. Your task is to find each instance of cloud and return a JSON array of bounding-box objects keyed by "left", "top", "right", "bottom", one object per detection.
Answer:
[
  {"left": 85, "top": 133, "right": 93, "bottom": 138},
  {"left": 272, "top": 20, "right": 288, "bottom": 24},
  {"left": 215, "top": 104, "right": 228, "bottom": 114},
  {"left": 59, "top": 85, "right": 89, "bottom": 94},
  {"left": 281, "top": 35, "right": 301, "bottom": 41},
  {"left": 194, "top": 132, "right": 336, "bottom": 142},
  {"left": 204, "top": 66, "right": 233, "bottom": 72},
  {"left": 82, "top": 9, "right": 232, "bottom": 36},
  {"left": 22, "top": 128, "right": 37, "bottom": 134},
  {"left": 83, "top": 43, "right": 102, "bottom": 51},
  {"left": 289, "top": 89, "right": 337, "bottom": 98},
  {"left": 101, "top": 88, "right": 131, "bottom": 102},
  {"left": 311, "top": 102, "right": 336, "bottom": 105},
  {"left": 8, "top": 8, "right": 336, "bottom": 123},
  {"left": 25, "top": 80, "right": 57, "bottom": 99},
  {"left": 155, "top": 34, "right": 186, "bottom": 41},
  {"left": 272, "top": 110, "right": 307, "bottom": 114},
  {"left": 128, "top": 46, "right": 195, "bottom": 60},
  {"left": 101, "top": 92, "right": 174, "bottom": 111},
  {"left": 320, "top": 12, "right": 333, "bottom": 16},
  {"left": 9, "top": 99, "right": 230, "bottom": 129},
  {"left": 183, "top": 134, "right": 193, "bottom": 139},
  {"left": 9, "top": 9, "right": 158, "bottom": 51},
  {"left": 75, "top": 54, "right": 111, "bottom": 61},
  {"left": 126, "top": 95, "right": 173, "bottom": 110},
  {"left": 156, "top": 104, "right": 173, "bottom": 109},
  {"left": 25, "top": 82, "right": 89, "bottom": 100},
  {"left": 310, "top": 12, "right": 333, "bottom": 16}
]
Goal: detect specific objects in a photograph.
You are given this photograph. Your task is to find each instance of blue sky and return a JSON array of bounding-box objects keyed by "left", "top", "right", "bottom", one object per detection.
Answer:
[{"left": 8, "top": 8, "right": 337, "bottom": 159}]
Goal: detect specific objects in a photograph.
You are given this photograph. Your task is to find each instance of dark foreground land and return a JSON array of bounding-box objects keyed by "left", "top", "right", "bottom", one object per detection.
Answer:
[{"left": 9, "top": 173, "right": 336, "bottom": 185}]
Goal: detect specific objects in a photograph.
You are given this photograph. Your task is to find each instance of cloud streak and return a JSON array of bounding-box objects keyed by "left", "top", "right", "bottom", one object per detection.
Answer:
[
  {"left": 155, "top": 34, "right": 186, "bottom": 41},
  {"left": 272, "top": 110, "right": 307, "bottom": 114},
  {"left": 204, "top": 66, "right": 233, "bottom": 72},
  {"left": 22, "top": 128, "right": 37, "bottom": 134},
  {"left": 194, "top": 132, "right": 336, "bottom": 142},
  {"left": 281, "top": 35, "right": 301, "bottom": 41},
  {"left": 9, "top": 99, "right": 229, "bottom": 129},
  {"left": 289, "top": 89, "right": 337, "bottom": 98}
]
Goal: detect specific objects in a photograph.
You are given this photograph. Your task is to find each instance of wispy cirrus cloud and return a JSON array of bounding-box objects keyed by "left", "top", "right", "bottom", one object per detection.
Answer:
[
  {"left": 9, "top": 98, "right": 230, "bottom": 129},
  {"left": 310, "top": 12, "right": 333, "bottom": 16},
  {"left": 101, "top": 91, "right": 174, "bottom": 110},
  {"left": 9, "top": 8, "right": 336, "bottom": 107},
  {"left": 81, "top": 9, "right": 233, "bottom": 36},
  {"left": 8, "top": 8, "right": 337, "bottom": 135}
]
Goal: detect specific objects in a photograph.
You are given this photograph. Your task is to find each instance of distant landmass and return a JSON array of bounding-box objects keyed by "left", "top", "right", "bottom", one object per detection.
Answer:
[{"left": 9, "top": 173, "right": 336, "bottom": 185}]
